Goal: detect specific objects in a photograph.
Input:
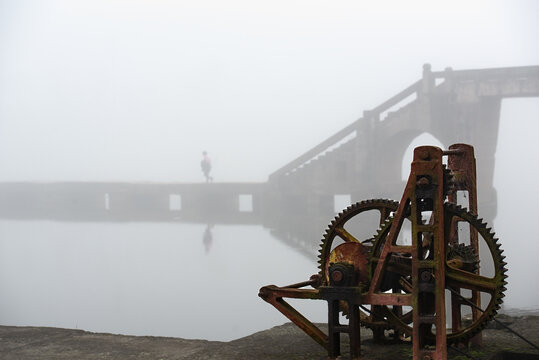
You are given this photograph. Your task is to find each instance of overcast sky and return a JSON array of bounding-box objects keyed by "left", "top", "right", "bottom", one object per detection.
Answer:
[{"left": 1, "top": 0, "right": 538, "bottom": 183}]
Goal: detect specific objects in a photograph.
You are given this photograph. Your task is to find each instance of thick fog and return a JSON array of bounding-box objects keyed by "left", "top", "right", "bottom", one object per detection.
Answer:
[
  {"left": 1, "top": 0, "right": 538, "bottom": 182},
  {"left": 1, "top": 0, "right": 539, "bottom": 340}
]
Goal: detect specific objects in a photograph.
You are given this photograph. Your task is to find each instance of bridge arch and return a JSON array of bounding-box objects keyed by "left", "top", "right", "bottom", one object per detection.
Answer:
[{"left": 373, "top": 129, "right": 444, "bottom": 200}]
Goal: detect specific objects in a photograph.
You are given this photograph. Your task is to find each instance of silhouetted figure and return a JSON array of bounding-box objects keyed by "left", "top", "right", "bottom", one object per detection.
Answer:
[
  {"left": 203, "top": 224, "right": 213, "bottom": 254},
  {"left": 201, "top": 151, "right": 213, "bottom": 182}
]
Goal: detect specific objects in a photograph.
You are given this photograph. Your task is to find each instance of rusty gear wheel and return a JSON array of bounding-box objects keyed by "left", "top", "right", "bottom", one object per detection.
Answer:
[
  {"left": 369, "top": 203, "right": 507, "bottom": 345},
  {"left": 317, "top": 199, "right": 399, "bottom": 329},
  {"left": 318, "top": 199, "right": 399, "bottom": 281}
]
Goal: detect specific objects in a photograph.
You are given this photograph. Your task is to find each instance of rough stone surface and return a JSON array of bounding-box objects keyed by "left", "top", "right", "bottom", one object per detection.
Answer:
[{"left": 1, "top": 314, "right": 538, "bottom": 359}]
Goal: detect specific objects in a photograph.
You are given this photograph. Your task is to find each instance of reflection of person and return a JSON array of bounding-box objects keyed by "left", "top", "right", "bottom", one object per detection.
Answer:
[
  {"left": 203, "top": 224, "right": 213, "bottom": 254},
  {"left": 201, "top": 151, "right": 213, "bottom": 182}
]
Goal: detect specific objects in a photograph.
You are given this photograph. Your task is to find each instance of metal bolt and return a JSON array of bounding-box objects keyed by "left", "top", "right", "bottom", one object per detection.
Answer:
[
  {"left": 420, "top": 270, "right": 432, "bottom": 282},
  {"left": 309, "top": 274, "right": 321, "bottom": 287},
  {"left": 419, "top": 150, "right": 430, "bottom": 160},
  {"left": 417, "top": 177, "right": 430, "bottom": 187},
  {"left": 331, "top": 270, "right": 344, "bottom": 283}
]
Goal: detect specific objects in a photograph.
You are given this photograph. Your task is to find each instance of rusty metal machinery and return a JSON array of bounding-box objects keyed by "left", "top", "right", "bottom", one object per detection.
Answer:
[{"left": 259, "top": 144, "right": 508, "bottom": 360}]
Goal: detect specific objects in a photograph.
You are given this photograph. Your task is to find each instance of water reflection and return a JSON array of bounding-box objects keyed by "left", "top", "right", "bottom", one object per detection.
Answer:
[
  {"left": 202, "top": 224, "right": 214, "bottom": 254},
  {"left": 0, "top": 220, "right": 326, "bottom": 341}
]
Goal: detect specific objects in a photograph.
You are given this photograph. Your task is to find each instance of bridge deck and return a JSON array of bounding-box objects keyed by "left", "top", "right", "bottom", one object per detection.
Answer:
[{"left": 0, "top": 182, "right": 267, "bottom": 224}]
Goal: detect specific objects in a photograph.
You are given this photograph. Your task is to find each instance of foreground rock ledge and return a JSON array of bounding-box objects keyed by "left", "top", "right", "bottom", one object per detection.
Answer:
[{"left": 1, "top": 315, "right": 538, "bottom": 360}]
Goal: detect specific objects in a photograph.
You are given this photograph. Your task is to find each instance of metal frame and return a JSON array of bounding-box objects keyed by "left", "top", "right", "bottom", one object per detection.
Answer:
[{"left": 259, "top": 144, "right": 483, "bottom": 360}]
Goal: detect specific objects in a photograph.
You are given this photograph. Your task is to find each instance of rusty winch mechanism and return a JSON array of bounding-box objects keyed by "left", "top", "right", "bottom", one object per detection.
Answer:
[{"left": 259, "top": 144, "right": 507, "bottom": 360}]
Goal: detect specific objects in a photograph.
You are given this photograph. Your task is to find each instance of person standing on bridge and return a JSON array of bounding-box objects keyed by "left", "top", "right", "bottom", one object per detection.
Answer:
[{"left": 201, "top": 151, "right": 213, "bottom": 182}]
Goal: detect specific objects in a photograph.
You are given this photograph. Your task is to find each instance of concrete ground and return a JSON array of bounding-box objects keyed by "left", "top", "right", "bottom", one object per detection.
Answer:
[{"left": 1, "top": 314, "right": 538, "bottom": 359}]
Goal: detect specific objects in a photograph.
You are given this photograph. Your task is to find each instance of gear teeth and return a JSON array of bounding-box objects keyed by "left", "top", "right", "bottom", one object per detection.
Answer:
[
  {"left": 443, "top": 165, "right": 456, "bottom": 197},
  {"left": 315, "top": 199, "right": 399, "bottom": 330},
  {"left": 316, "top": 199, "right": 399, "bottom": 288},
  {"left": 430, "top": 203, "right": 507, "bottom": 345},
  {"left": 318, "top": 199, "right": 507, "bottom": 344}
]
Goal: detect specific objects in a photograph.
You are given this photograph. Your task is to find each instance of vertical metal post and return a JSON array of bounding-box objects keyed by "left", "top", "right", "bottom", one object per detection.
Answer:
[
  {"left": 348, "top": 302, "right": 361, "bottom": 360},
  {"left": 411, "top": 146, "right": 447, "bottom": 360},
  {"left": 327, "top": 299, "right": 341, "bottom": 359},
  {"left": 321, "top": 287, "right": 362, "bottom": 360},
  {"left": 446, "top": 144, "right": 481, "bottom": 346}
]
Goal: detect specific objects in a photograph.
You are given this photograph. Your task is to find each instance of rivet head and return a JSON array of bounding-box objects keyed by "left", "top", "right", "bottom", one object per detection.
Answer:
[{"left": 419, "top": 150, "right": 430, "bottom": 160}]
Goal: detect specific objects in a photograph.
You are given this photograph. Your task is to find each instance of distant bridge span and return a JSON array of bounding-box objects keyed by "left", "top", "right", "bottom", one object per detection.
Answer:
[
  {"left": 1, "top": 65, "right": 538, "bottom": 229},
  {"left": 266, "top": 64, "right": 539, "bottom": 229},
  {"left": 0, "top": 182, "right": 265, "bottom": 224}
]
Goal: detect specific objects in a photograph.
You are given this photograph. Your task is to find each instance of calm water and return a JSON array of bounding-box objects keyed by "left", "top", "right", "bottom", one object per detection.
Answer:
[{"left": 0, "top": 221, "right": 327, "bottom": 341}]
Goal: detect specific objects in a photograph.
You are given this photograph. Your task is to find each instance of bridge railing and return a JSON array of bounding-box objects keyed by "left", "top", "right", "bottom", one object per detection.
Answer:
[
  {"left": 431, "top": 65, "right": 539, "bottom": 80},
  {"left": 268, "top": 79, "right": 423, "bottom": 181}
]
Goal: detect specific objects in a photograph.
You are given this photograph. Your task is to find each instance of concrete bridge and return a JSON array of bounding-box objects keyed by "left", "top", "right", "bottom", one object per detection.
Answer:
[
  {"left": 1, "top": 65, "right": 538, "bottom": 237},
  {"left": 265, "top": 64, "right": 539, "bottom": 238},
  {"left": 0, "top": 182, "right": 266, "bottom": 224}
]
